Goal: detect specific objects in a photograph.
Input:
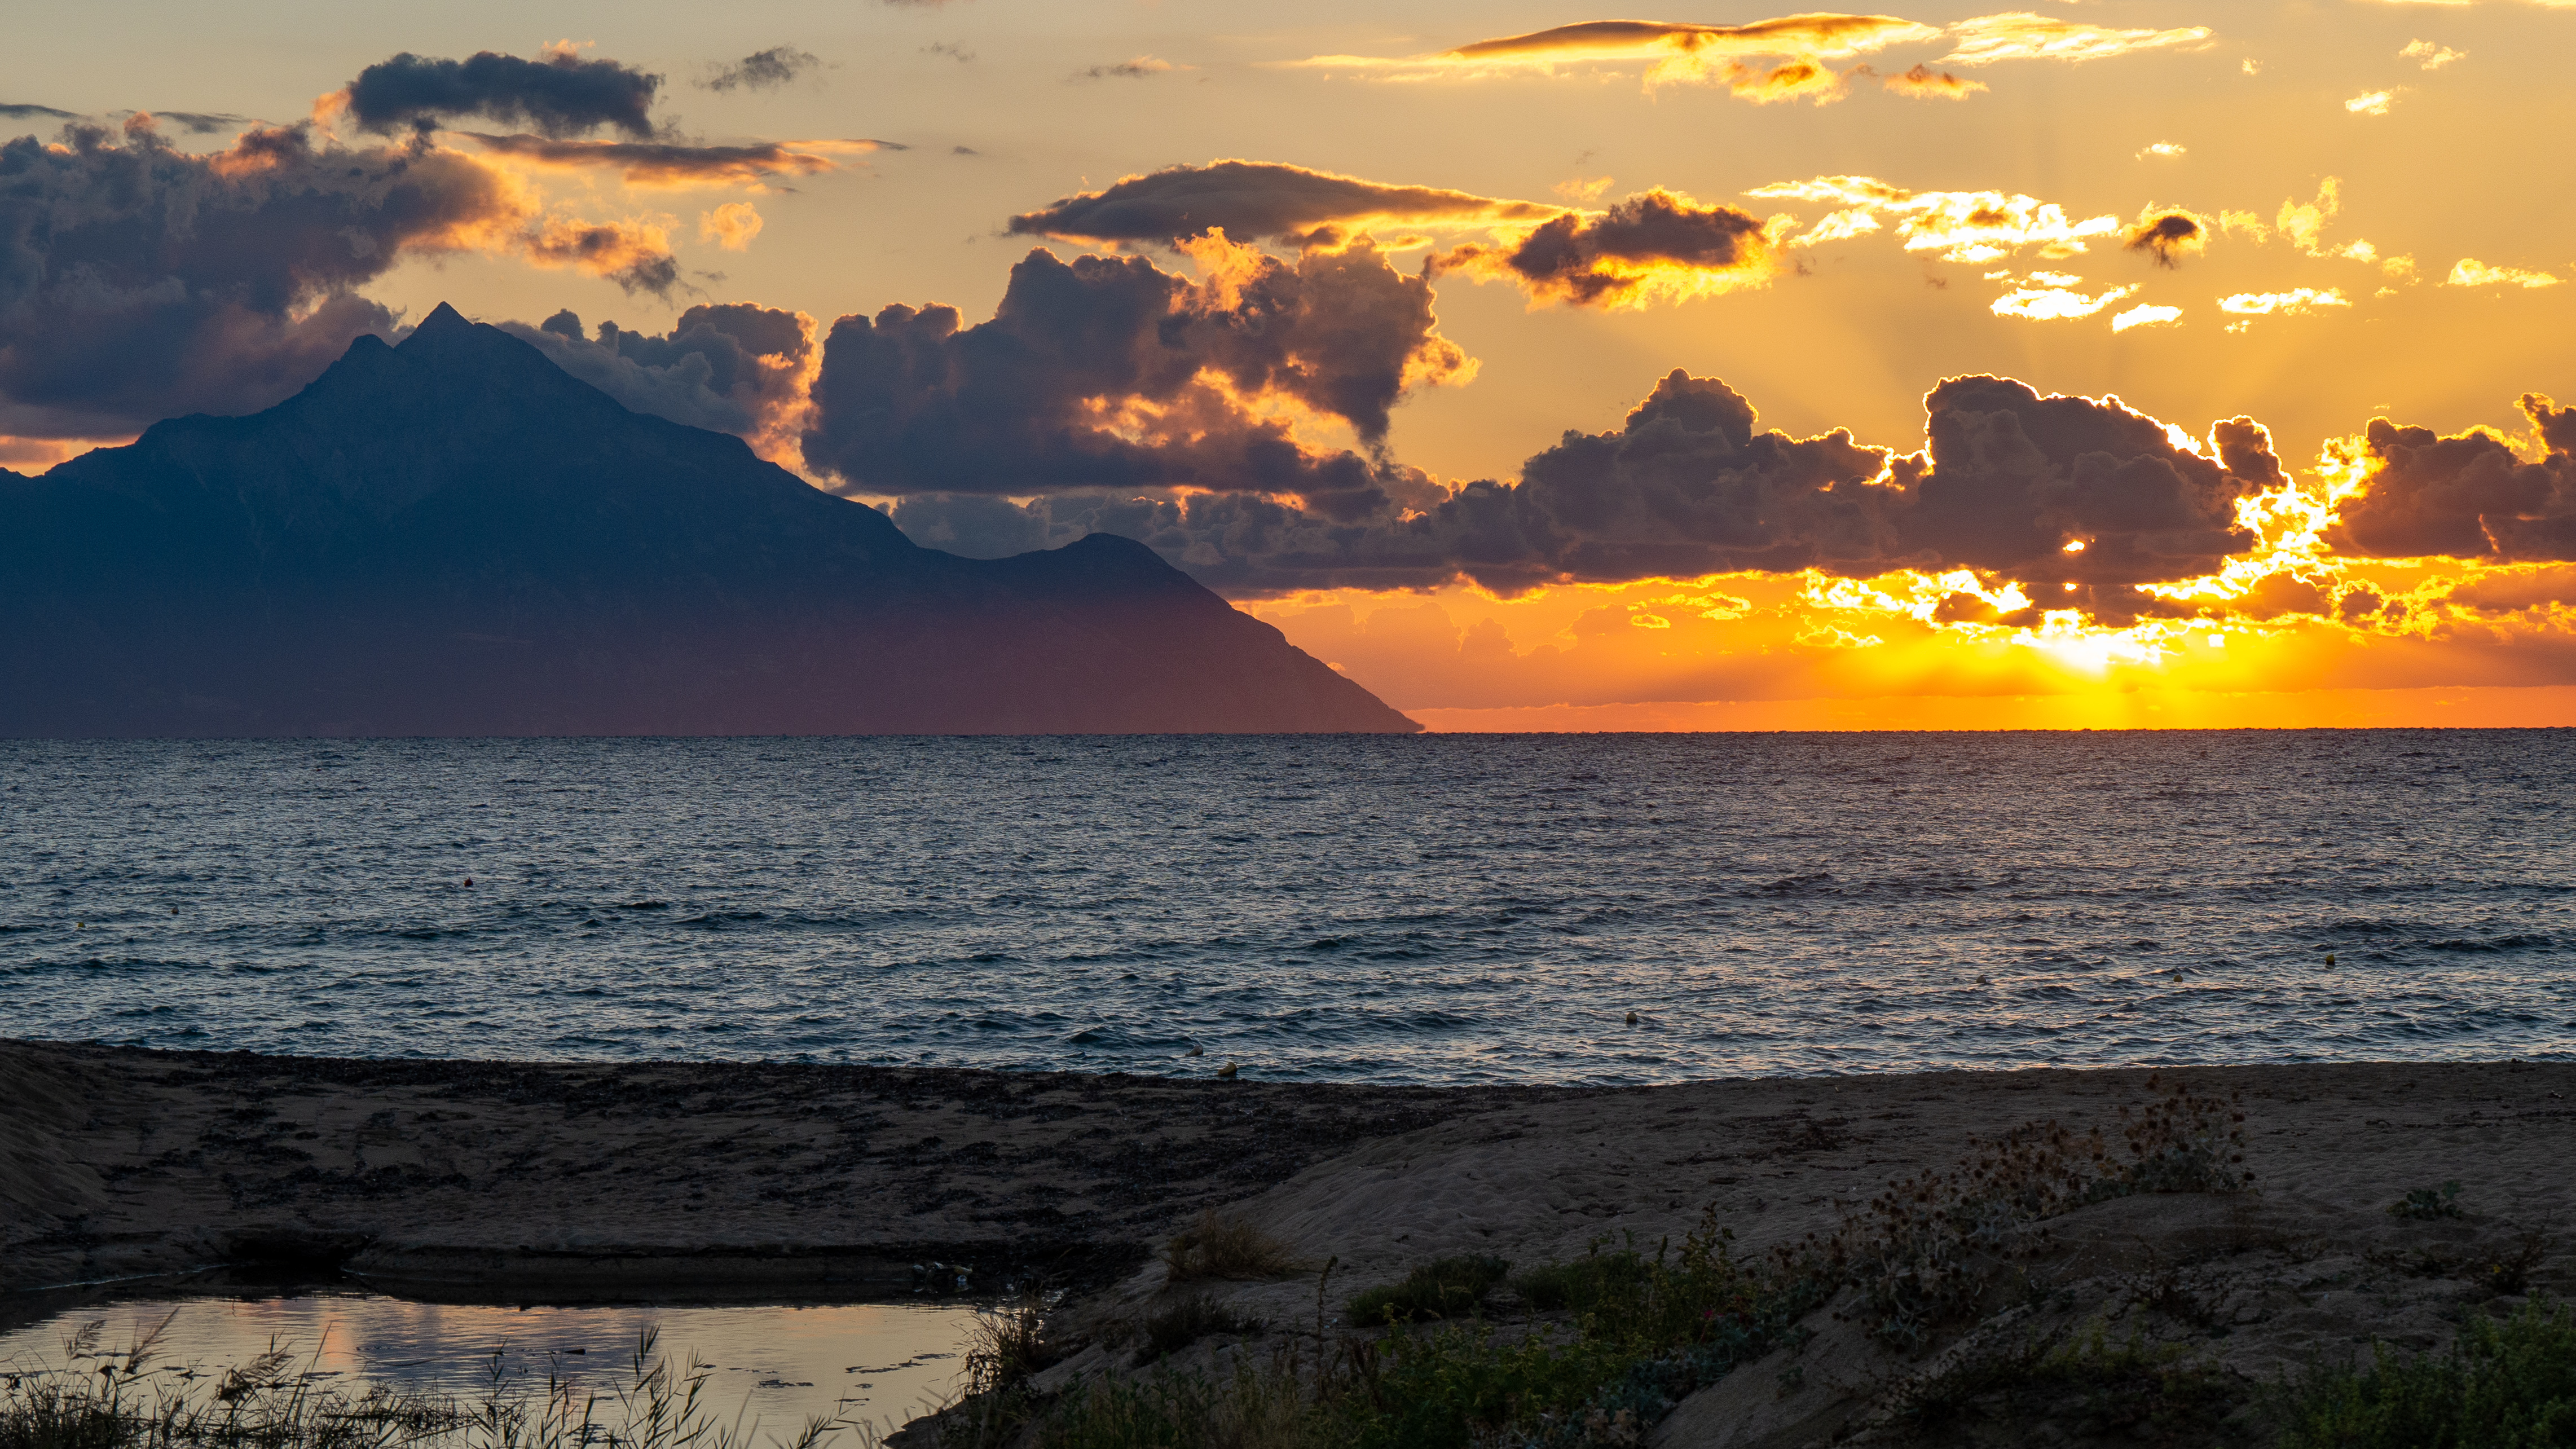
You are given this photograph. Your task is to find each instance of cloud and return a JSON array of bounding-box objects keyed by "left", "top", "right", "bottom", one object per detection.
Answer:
[
  {"left": 502, "top": 302, "right": 815, "bottom": 454},
  {"left": 702, "top": 47, "right": 822, "bottom": 93},
  {"left": 1940, "top": 14, "right": 2214, "bottom": 66},
  {"left": 2123, "top": 209, "right": 2207, "bottom": 267},
  {"left": 1873, "top": 63, "right": 1987, "bottom": 98},
  {"left": 0, "top": 116, "right": 675, "bottom": 437},
  {"left": 699, "top": 201, "right": 763, "bottom": 250},
  {"left": 1077, "top": 56, "right": 1177, "bottom": 81},
  {"left": 2136, "top": 141, "right": 2186, "bottom": 159},
  {"left": 1431, "top": 190, "right": 1776, "bottom": 309},
  {"left": 2399, "top": 39, "right": 2464, "bottom": 69},
  {"left": 456, "top": 131, "right": 879, "bottom": 188},
  {"left": 335, "top": 49, "right": 662, "bottom": 138},
  {"left": 799, "top": 237, "right": 1471, "bottom": 509},
  {"left": 2218, "top": 287, "right": 2348, "bottom": 316},
  {"left": 2276, "top": 178, "right": 2339, "bottom": 254},
  {"left": 1991, "top": 282, "right": 2134, "bottom": 320},
  {"left": 2111, "top": 303, "right": 2183, "bottom": 332},
  {"left": 1, "top": 103, "right": 80, "bottom": 121},
  {"left": 1751, "top": 175, "right": 2120, "bottom": 263},
  {"left": 871, "top": 366, "right": 2286, "bottom": 613},
  {"left": 2324, "top": 395, "right": 2576, "bottom": 561},
  {"left": 2447, "top": 258, "right": 2560, "bottom": 288},
  {"left": 2345, "top": 89, "right": 2399, "bottom": 115},
  {"left": 1007, "top": 160, "right": 1559, "bottom": 244},
  {"left": 1290, "top": 15, "right": 1942, "bottom": 94}
]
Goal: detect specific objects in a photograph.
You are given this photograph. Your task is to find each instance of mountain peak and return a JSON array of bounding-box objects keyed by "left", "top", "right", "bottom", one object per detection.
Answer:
[{"left": 412, "top": 301, "right": 473, "bottom": 337}]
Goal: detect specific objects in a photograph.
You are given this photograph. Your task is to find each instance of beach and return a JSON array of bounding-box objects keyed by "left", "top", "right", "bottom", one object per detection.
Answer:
[{"left": 8, "top": 1040, "right": 2575, "bottom": 1442}]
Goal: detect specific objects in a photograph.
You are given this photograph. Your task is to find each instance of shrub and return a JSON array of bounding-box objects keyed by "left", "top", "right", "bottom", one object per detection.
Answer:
[
  {"left": 1513, "top": 1246, "right": 1654, "bottom": 1315},
  {"left": 1345, "top": 1257, "right": 1512, "bottom": 1327},
  {"left": 1136, "top": 1297, "right": 1266, "bottom": 1367},
  {"left": 2391, "top": 1181, "right": 2465, "bottom": 1221},
  {"left": 1164, "top": 1212, "right": 1303, "bottom": 1283},
  {"left": 2280, "top": 1296, "right": 2576, "bottom": 1448}
]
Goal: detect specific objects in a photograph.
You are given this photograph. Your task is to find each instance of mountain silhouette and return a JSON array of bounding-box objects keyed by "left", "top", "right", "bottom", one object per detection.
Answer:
[{"left": 0, "top": 304, "right": 1420, "bottom": 735}]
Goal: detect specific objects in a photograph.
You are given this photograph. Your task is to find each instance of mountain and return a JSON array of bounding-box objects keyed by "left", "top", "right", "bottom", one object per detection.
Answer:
[{"left": 0, "top": 305, "right": 1420, "bottom": 736}]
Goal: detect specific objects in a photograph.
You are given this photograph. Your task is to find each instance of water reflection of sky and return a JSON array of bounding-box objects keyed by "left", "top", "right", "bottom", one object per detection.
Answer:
[{"left": 0, "top": 1293, "right": 981, "bottom": 1442}]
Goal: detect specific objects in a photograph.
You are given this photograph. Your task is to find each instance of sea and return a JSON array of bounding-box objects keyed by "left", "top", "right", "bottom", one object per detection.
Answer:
[{"left": 3, "top": 731, "right": 2571, "bottom": 1084}]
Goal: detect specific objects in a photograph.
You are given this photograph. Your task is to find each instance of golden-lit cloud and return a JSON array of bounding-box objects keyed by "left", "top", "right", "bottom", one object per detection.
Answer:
[
  {"left": 1870, "top": 62, "right": 1987, "bottom": 98},
  {"left": 2345, "top": 89, "right": 2400, "bottom": 115},
  {"left": 2136, "top": 140, "right": 2187, "bottom": 159},
  {"left": 2111, "top": 302, "right": 2183, "bottom": 332},
  {"left": 2123, "top": 208, "right": 2208, "bottom": 267},
  {"left": 1939, "top": 13, "right": 2214, "bottom": 66},
  {"left": 1007, "top": 160, "right": 1560, "bottom": 244},
  {"left": 1289, "top": 14, "right": 1943, "bottom": 95},
  {"left": 2217, "top": 287, "right": 2350, "bottom": 316},
  {"left": 2399, "top": 39, "right": 2465, "bottom": 69},
  {"left": 1749, "top": 175, "right": 2120, "bottom": 262},
  {"left": 2447, "top": 258, "right": 2560, "bottom": 288},
  {"left": 457, "top": 132, "right": 884, "bottom": 190},
  {"left": 698, "top": 201, "right": 763, "bottom": 250},
  {"left": 1990, "top": 281, "right": 2134, "bottom": 319},
  {"left": 1433, "top": 190, "right": 1782, "bottom": 309}
]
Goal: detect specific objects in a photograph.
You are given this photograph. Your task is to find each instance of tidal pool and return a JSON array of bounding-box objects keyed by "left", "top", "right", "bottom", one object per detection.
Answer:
[{"left": 0, "top": 1288, "right": 986, "bottom": 1441}]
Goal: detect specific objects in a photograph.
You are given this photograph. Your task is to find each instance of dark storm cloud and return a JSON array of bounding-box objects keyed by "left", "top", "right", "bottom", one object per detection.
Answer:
[
  {"left": 339, "top": 50, "right": 662, "bottom": 139},
  {"left": 1434, "top": 188, "right": 1772, "bottom": 306},
  {"left": 864, "top": 362, "right": 2285, "bottom": 606},
  {"left": 456, "top": 132, "right": 863, "bottom": 187},
  {"left": 1903, "top": 375, "right": 2268, "bottom": 588},
  {"left": 701, "top": 47, "right": 822, "bottom": 93},
  {"left": 0, "top": 103, "right": 80, "bottom": 121},
  {"left": 0, "top": 116, "right": 679, "bottom": 437},
  {"left": 503, "top": 303, "right": 812, "bottom": 439},
  {"left": 2209, "top": 416, "right": 2286, "bottom": 489},
  {"left": 2123, "top": 209, "right": 2205, "bottom": 268},
  {"left": 2323, "top": 395, "right": 2576, "bottom": 561},
  {"left": 799, "top": 241, "right": 1469, "bottom": 512},
  {"left": 1006, "top": 160, "right": 1557, "bottom": 244}
]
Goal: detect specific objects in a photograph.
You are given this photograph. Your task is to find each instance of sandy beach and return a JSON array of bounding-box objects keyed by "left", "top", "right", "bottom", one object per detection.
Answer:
[{"left": 7, "top": 1040, "right": 2574, "bottom": 1444}]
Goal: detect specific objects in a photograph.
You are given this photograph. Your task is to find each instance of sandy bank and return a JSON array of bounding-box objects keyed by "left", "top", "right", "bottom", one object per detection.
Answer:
[{"left": 10, "top": 1042, "right": 2576, "bottom": 1443}]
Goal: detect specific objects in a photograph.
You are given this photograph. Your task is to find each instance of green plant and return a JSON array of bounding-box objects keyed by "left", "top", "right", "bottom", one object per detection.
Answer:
[
  {"left": 2392, "top": 1181, "right": 2466, "bottom": 1221},
  {"left": 1135, "top": 1297, "right": 1266, "bottom": 1367},
  {"left": 1513, "top": 1244, "right": 1653, "bottom": 1315},
  {"left": 2280, "top": 1296, "right": 2576, "bottom": 1448},
  {"left": 1164, "top": 1212, "right": 1303, "bottom": 1283},
  {"left": 1346, "top": 1257, "right": 1512, "bottom": 1327}
]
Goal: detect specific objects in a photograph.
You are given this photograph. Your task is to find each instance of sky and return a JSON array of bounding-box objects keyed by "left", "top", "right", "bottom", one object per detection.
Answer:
[{"left": 6, "top": 0, "right": 2575, "bottom": 729}]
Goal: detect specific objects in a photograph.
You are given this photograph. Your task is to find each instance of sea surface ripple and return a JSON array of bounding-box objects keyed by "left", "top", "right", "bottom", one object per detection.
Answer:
[{"left": 2, "top": 732, "right": 2570, "bottom": 1084}]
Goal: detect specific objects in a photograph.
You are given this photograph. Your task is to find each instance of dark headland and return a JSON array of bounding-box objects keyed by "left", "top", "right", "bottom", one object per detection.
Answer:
[{"left": 0, "top": 304, "right": 1417, "bottom": 737}]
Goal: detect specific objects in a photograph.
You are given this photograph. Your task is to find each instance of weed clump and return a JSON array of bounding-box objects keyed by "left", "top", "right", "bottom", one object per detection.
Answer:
[
  {"left": 1345, "top": 1256, "right": 1511, "bottom": 1327},
  {"left": 2390, "top": 1181, "right": 2465, "bottom": 1221},
  {"left": 1784, "top": 1073, "right": 2253, "bottom": 1347},
  {"left": 1513, "top": 1247, "right": 1654, "bottom": 1315},
  {"left": 1163, "top": 1212, "right": 1302, "bottom": 1283},
  {"left": 2280, "top": 1296, "right": 2576, "bottom": 1448},
  {"left": 1134, "top": 1297, "right": 1266, "bottom": 1367}
]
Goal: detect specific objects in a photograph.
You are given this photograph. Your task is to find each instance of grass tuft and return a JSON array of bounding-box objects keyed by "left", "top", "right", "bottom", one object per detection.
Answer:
[
  {"left": 1163, "top": 1212, "right": 1303, "bottom": 1284},
  {"left": 1135, "top": 1298, "right": 1266, "bottom": 1368},
  {"left": 1345, "top": 1257, "right": 1511, "bottom": 1328}
]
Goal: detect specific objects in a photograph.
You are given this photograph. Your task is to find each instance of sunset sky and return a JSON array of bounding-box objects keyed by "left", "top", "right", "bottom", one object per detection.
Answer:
[{"left": 8, "top": 0, "right": 2575, "bottom": 728}]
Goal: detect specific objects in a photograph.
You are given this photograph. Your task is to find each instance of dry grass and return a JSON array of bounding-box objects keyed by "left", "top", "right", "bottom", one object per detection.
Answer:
[{"left": 1162, "top": 1212, "right": 1304, "bottom": 1284}]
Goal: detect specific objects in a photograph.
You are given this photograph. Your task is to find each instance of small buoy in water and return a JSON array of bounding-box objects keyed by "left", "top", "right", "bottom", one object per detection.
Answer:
[
  {"left": 2324, "top": 953, "right": 2337, "bottom": 967},
  {"left": 74, "top": 922, "right": 82, "bottom": 930},
  {"left": 1186, "top": 1045, "right": 1204, "bottom": 1057},
  {"left": 1975, "top": 974, "right": 1990, "bottom": 986},
  {"left": 463, "top": 878, "right": 473, "bottom": 887},
  {"left": 170, "top": 906, "right": 179, "bottom": 916},
  {"left": 1216, "top": 1062, "right": 1239, "bottom": 1080},
  {"left": 1625, "top": 1011, "right": 1639, "bottom": 1026}
]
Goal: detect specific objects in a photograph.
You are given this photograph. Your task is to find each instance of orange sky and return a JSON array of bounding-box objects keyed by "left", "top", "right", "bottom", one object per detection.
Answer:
[{"left": 7, "top": 1, "right": 2575, "bottom": 727}]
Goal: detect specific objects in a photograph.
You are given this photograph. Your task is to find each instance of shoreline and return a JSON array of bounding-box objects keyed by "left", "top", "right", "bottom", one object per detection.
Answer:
[{"left": 13, "top": 1040, "right": 2576, "bottom": 1443}]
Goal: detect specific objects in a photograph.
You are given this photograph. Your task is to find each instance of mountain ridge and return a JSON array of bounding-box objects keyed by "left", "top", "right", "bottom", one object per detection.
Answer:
[{"left": 0, "top": 304, "right": 1421, "bottom": 736}]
